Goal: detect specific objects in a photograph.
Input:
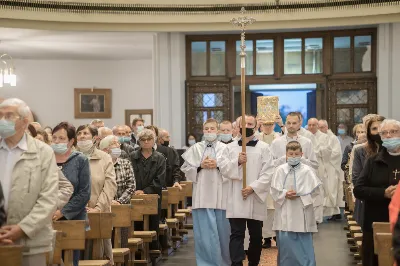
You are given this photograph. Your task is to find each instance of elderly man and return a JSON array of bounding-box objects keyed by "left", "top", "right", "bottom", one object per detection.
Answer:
[
  {"left": 90, "top": 119, "right": 104, "bottom": 129},
  {"left": 317, "top": 119, "right": 344, "bottom": 220},
  {"left": 112, "top": 125, "right": 135, "bottom": 156},
  {"left": 337, "top": 123, "right": 354, "bottom": 153},
  {"left": 0, "top": 98, "right": 58, "bottom": 265},
  {"left": 130, "top": 118, "right": 145, "bottom": 147}
]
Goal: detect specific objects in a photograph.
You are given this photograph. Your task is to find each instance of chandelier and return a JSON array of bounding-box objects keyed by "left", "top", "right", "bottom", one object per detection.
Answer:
[{"left": 0, "top": 53, "right": 16, "bottom": 87}]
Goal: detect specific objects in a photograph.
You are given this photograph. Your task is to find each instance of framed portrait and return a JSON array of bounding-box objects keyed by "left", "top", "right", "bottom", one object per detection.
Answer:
[
  {"left": 125, "top": 109, "right": 153, "bottom": 126},
  {"left": 74, "top": 88, "right": 112, "bottom": 118}
]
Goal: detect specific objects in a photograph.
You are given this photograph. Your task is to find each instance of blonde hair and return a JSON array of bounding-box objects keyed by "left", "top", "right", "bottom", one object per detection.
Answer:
[{"left": 286, "top": 141, "right": 302, "bottom": 152}]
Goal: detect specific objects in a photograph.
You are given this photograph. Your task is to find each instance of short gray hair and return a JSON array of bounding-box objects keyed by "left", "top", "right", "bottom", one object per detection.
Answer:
[
  {"left": 112, "top": 125, "right": 125, "bottom": 135},
  {"left": 98, "top": 127, "right": 112, "bottom": 138},
  {"left": 0, "top": 98, "right": 31, "bottom": 119},
  {"left": 90, "top": 119, "right": 104, "bottom": 125},
  {"left": 137, "top": 128, "right": 155, "bottom": 141},
  {"left": 99, "top": 135, "right": 118, "bottom": 150},
  {"left": 380, "top": 119, "right": 400, "bottom": 131},
  {"left": 319, "top": 119, "right": 328, "bottom": 127}
]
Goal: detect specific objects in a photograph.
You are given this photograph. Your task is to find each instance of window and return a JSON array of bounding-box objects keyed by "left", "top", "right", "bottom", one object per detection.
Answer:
[
  {"left": 333, "top": 37, "right": 351, "bottom": 73},
  {"left": 354, "top": 35, "right": 372, "bottom": 72},
  {"left": 236, "top": 40, "right": 254, "bottom": 75},
  {"left": 284, "top": 38, "right": 302, "bottom": 74},
  {"left": 305, "top": 38, "right": 323, "bottom": 74},
  {"left": 210, "top": 41, "right": 226, "bottom": 76},
  {"left": 191, "top": 42, "right": 207, "bottom": 76},
  {"left": 256, "top": 40, "right": 274, "bottom": 75}
]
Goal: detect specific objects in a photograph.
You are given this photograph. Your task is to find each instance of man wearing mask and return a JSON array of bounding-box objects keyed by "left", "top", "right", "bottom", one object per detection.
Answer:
[
  {"left": 130, "top": 118, "right": 145, "bottom": 148},
  {"left": 112, "top": 125, "right": 135, "bottom": 158},
  {"left": 158, "top": 128, "right": 182, "bottom": 189},
  {"left": 225, "top": 115, "right": 275, "bottom": 266},
  {"left": 318, "top": 119, "right": 345, "bottom": 220},
  {"left": 337, "top": 123, "right": 354, "bottom": 153},
  {"left": 0, "top": 98, "right": 58, "bottom": 265},
  {"left": 219, "top": 120, "right": 234, "bottom": 144},
  {"left": 181, "top": 118, "right": 233, "bottom": 266}
]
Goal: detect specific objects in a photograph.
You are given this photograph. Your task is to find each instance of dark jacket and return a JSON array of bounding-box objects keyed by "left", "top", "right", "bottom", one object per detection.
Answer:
[
  {"left": 130, "top": 149, "right": 166, "bottom": 195},
  {"left": 341, "top": 142, "right": 354, "bottom": 171},
  {"left": 59, "top": 151, "right": 91, "bottom": 220},
  {"left": 352, "top": 145, "right": 368, "bottom": 186},
  {"left": 121, "top": 142, "right": 135, "bottom": 158},
  {"left": 156, "top": 144, "right": 181, "bottom": 187},
  {"left": 353, "top": 148, "right": 392, "bottom": 232},
  {"left": 393, "top": 212, "right": 400, "bottom": 265},
  {"left": 0, "top": 182, "right": 5, "bottom": 226}
]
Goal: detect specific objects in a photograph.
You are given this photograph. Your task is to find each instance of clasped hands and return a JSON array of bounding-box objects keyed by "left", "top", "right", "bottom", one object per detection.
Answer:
[
  {"left": 0, "top": 225, "right": 25, "bottom": 246},
  {"left": 285, "top": 190, "right": 299, "bottom": 200},
  {"left": 201, "top": 156, "right": 217, "bottom": 169},
  {"left": 384, "top": 185, "right": 397, "bottom": 199}
]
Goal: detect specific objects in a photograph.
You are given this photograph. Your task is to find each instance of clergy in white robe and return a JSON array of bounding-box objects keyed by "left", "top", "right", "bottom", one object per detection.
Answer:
[
  {"left": 225, "top": 115, "right": 275, "bottom": 266},
  {"left": 271, "top": 141, "right": 321, "bottom": 266},
  {"left": 318, "top": 120, "right": 345, "bottom": 218},
  {"left": 181, "top": 119, "right": 232, "bottom": 266}
]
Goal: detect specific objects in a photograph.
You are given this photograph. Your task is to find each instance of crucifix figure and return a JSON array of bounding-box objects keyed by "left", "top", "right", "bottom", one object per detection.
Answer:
[
  {"left": 394, "top": 169, "right": 400, "bottom": 180},
  {"left": 230, "top": 7, "right": 256, "bottom": 189}
]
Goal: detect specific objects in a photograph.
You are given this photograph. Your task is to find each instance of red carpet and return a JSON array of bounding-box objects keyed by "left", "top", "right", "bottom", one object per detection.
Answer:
[{"left": 244, "top": 241, "right": 278, "bottom": 266}]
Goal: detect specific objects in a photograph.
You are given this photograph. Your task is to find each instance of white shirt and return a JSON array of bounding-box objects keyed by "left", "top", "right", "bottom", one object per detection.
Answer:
[{"left": 0, "top": 134, "right": 28, "bottom": 211}]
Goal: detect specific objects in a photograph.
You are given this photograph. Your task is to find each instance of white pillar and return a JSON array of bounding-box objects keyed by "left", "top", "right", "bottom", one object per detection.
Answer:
[
  {"left": 377, "top": 23, "right": 400, "bottom": 120},
  {"left": 153, "top": 32, "right": 186, "bottom": 147}
]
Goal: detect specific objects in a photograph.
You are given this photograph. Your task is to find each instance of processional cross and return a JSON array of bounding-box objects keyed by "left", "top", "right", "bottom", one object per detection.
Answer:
[{"left": 230, "top": 7, "right": 256, "bottom": 189}]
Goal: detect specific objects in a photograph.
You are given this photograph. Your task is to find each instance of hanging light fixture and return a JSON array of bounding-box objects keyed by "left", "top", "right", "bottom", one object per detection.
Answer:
[{"left": 0, "top": 53, "right": 16, "bottom": 87}]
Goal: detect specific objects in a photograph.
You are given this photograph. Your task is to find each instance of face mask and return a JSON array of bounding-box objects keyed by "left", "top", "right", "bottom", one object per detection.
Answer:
[
  {"left": 287, "top": 156, "right": 301, "bottom": 166},
  {"left": 188, "top": 139, "right": 196, "bottom": 146},
  {"left": 0, "top": 120, "right": 16, "bottom": 139},
  {"left": 370, "top": 133, "right": 382, "bottom": 144},
  {"left": 137, "top": 126, "right": 144, "bottom": 133},
  {"left": 118, "top": 136, "right": 130, "bottom": 144},
  {"left": 240, "top": 127, "right": 255, "bottom": 138},
  {"left": 382, "top": 137, "right": 400, "bottom": 151},
  {"left": 204, "top": 133, "right": 217, "bottom": 142},
  {"left": 338, "top": 128, "right": 346, "bottom": 135},
  {"left": 220, "top": 133, "right": 232, "bottom": 143},
  {"left": 110, "top": 148, "right": 122, "bottom": 159},
  {"left": 162, "top": 141, "right": 170, "bottom": 147},
  {"left": 77, "top": 139, "right": 94, "bottom": 152},
  {"left": 51, "top": 143, "right": 69, "bottom": 154}
]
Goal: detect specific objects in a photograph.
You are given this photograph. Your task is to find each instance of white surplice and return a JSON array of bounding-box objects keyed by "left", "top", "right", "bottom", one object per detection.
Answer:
[
  {"left": 271, "top": 163, "right": 321, "bottom": 233},
  {"left": 225, "top": 140, "right": 275, "bottom": 221},
  {"left": 323, "top": 130, "right": 345, "bottom": 216},
  {"left": 181, "top": 140, "right": 232, "bottom": 210}
]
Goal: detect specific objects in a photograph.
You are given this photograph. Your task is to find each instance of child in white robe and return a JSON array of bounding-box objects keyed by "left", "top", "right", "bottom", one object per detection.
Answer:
[{"left": 271, "top": 141, "right": 321, "bottom": 266}]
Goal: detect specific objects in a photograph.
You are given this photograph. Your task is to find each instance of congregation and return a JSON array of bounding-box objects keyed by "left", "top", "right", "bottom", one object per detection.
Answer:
[{"left": 1, "top": 97, "right": 400, "bottom": 266}]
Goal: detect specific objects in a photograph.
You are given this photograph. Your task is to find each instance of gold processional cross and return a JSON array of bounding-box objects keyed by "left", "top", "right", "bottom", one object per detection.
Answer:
[{"left": 230, "top": 7, "right": 256, "bottom": 189}]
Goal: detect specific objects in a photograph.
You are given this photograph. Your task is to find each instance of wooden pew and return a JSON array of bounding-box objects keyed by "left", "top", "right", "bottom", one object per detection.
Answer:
[
  {"left": 111, "top": 204, "right": 132, "bottom": 266},
  {"left": 0, "top": 245, "right": 23, "bottom": 266},
  {"left": 131, "top": 195, "right": 159, "bottom": 265},
  {"left": 373, "top": 222, "right": 391, "bottom": 253},
  {"left": 167, "top": 187, "right": 185, "bottom": 247},
  {"left": 81, "top": 212, "right": 113, "bottom": 266},
  {"left": 376, "top": 233, "right": 393, "bottom": 266},
  {"left": 177, "top": 181, "right": 193, "bottom": 229},
  {"left": 52, "top": 220, "right": 86, "bottom": 266}
]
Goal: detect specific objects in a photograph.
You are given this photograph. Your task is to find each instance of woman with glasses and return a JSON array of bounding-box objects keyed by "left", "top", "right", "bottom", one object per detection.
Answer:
[{"left": 354, "top": 119, "right": 400, "bottom": 266}]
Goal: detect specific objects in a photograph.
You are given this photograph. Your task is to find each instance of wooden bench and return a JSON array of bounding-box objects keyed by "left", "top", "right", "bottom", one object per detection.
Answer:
[
  {"left": 0, "top": 245, "right": 23, "bottom": 266},
  {"left": 80, "top": 212, "right": 113, "bottom": 266},
  {"left": 53, "top": 220, "right": 86, "bottom": 266},
  {"left": 111, "top": 204, "right": 132, "bottom": 266},
  {"left": 376, "top": 233, "right": 393, "bottom": 266}
]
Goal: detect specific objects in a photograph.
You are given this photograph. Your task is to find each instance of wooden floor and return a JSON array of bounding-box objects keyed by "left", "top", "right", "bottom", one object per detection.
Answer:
[{"left": 158, "top": 220, "right": 355, "bottom": 266}]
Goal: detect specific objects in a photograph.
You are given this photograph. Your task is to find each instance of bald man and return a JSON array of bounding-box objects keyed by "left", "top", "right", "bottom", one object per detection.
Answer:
[
  {"left": 317, "top": 120, "right": 344, "bottom": 220},
  {"left": 112, "top": 125, "right": 135, "bottom": 158}
]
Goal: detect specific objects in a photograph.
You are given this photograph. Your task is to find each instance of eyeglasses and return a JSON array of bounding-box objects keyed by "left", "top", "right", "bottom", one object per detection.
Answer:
[
  {"left": 0, "top": 112, "right": 20, "bottom": 121},
  {"left": 379, "top": 130, "right": 400, "bottom": 137},
  {"left": 139, "top": 137, "right": 153, "bottom": 142}
]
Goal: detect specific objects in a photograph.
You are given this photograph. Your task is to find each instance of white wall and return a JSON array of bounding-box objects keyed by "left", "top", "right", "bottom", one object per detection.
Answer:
[
  {"left": 377, "top": 23, "right": 400, "bottom": 121},
  {"left": 0, "top": 59, "right": 153, "bottom": 128}
]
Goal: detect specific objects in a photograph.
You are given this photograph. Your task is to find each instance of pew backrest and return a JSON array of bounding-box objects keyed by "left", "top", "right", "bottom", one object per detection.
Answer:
[
  {"left": 0, "top": 245, "right": 23, "bottom": 266},
  {"left": 112, "top": 204, "right": 133, "bottom": 228},
  {"left": 53, "top": 220, "right": 86, "bottom": 250},
  {"left": 86, "top": 212, "right": 113, "bottom": 239},
  {"left": 131, "top": 194, "right": 159, "bottom": 215},
  {"left": 373, "top": 222, "right": 390, "bottom": 254},
  {"left": 376, "top": 232, "right": 393, "bottom": 266}
]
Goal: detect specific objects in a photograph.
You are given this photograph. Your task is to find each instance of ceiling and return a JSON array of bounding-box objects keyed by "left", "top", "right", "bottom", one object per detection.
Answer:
[{"left": 0, "top": 28, "right": 154, "bottom": 60}]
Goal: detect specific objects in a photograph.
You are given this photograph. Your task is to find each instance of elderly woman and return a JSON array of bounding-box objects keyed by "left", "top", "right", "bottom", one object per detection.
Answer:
[
  {"left": 130, "top": 129, "right": 166, "bottom": 250},
  {"left": 76, "top": 125, "right": 117, "bottom": 263},
  {"left": 354, "top": 118, "right": 400, "bottom": 266},
  {"left": 51, "top": 122, "right": 91, "bottom": 266},
  {"left": 100, "top": 135, "right": 136, "bottom": 248},
  {"left": 341, "top": 123, "right": 366, "bottom": 173},
  {"left": 36, "top": 128, "right": 50, "bottom": 144}
]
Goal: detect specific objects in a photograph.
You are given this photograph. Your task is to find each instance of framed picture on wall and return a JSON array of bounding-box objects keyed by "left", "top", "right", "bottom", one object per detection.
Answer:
[
  {"left": 125, "top": 109, "right": 153, "bottom": 126},
  {"left": 74, "top": 88, "right": 112, "bottom": 118}
]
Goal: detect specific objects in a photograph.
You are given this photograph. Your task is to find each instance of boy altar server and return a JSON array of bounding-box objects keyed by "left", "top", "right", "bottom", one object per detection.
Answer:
[
  {"left": 226, "top": 115, "right": 275, "bottom": 266},
  {"left": 181, "top": 118, "right": 232, "bottom": 266},
  {"left": 271, "top": 141, "right": 321, "bottom": 266}
]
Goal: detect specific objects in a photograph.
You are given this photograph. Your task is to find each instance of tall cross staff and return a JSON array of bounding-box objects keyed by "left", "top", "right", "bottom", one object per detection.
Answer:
[{"left": 231, "top": 7, "right": 256, "bottom": 189}]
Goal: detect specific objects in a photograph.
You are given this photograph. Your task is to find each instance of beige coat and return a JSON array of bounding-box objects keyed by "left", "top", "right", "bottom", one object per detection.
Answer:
[
  {"left": 57, "top": 169, "right": 74, "bottom": 210},
  {"left": 87, "top": 148, "right": 117, "bottom": 212},
  {"left": 6, "top": 135, "right": 59, "bottom": 255}
]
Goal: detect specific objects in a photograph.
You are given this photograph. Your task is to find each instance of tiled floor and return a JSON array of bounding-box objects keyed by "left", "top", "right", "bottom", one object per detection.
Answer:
[{"left": 158, "top": 220, "right": 355, "bottom": 266}]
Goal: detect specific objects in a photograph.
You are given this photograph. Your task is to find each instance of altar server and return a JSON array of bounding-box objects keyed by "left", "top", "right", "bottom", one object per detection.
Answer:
[
  {"left": 181, "top": 118, "right": 232, "bottom": 266},
  {"left": 271, "top": 141, "right": 321, "bottom": 266},
  {"left": 226, "top": 115, "right": 275, "bottom": 266}
]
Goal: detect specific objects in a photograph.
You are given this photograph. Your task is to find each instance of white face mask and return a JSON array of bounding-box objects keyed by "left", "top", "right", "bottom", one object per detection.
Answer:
[
  {"left": 110, "top": 148, "right": 122, "bottom": 159},
  {"left": 188, "top": 139, "right": 196, "bottom": 146},
  {"left": 137, "top": 126, "right": 144, "bottom": 133},
  {"left": 77, "top": 139, "right": 93, "bottom": 152},
  {"left": 204, "top": 133, "right": 217, "bottom": 142}
]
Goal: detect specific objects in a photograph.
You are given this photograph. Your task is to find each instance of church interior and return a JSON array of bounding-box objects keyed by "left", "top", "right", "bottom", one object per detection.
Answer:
[{"left": 0, "top": 0, "right": 400, "bottom": 266}]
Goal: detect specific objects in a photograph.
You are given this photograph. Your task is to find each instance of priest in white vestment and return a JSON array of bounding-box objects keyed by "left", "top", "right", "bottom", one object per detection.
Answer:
[
  {"left": 271, "top": 141, "right": 321, "bottom": 266},
  {"left": 181, "top": 118, "right": 232, "bottom": 266},
  {"left": 318, "top": 119, "right": 345, "bottom": 219},
  {"left": 226, "top": 115, "right": 275, "bottom": 266}
]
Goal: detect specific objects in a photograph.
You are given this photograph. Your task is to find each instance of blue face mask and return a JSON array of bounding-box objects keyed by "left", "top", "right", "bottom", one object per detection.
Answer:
[
  {"left": 287, "top": 156, "right": 301, "bottom": 166},
  {"left": 219, "top": 133, "right": 232, "bottom": 143},
  {"left": 118, "top": 136, "right": 130, "bottom": 144},
  {"left": 51, "top": 143, "right": 69, "bottom": 154},
  {"left": 188, "top": 139, "right": 196, "bottom": 146},
  {"left": 338, "top": 128, "right": 346, "bottom": 135},
  {"left": 382, "top": 137, "right": 400, "bottom": 151},
  {"left": 0, "top": 120, "right": 16, "bottom": 139}
]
